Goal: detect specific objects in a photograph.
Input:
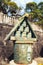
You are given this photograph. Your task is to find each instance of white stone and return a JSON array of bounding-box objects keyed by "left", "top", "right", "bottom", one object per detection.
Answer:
[
  {"left": 22, "top": 21, "right": 26, "bottom": 27},
  {"left": 27, "top": 32, "right": 31, "bottom": 38},
  {"left": 24, "top": 27, "right": 29, "bottom": 32},
  {"left": 22, "top": 45, "right": 25, "bottom": 49},
  {"left": 22, "top": 32, "right": 26, "bottom": 37},
  {"left": 16, "top": 31, "right": 20, "bottom": 37},
  {"left": 27, "top": 53, "right": 31, "bottom": 62},
  {"left": 19, "top": 26, "right": 23, "bottom": 31},
  {"left": 27, "top": 46, "right": 32, "bottom": 52}
]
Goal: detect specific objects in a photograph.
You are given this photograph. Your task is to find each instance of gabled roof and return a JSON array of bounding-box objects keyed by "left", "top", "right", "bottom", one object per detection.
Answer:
[{"left": 4, "top": 16, "right": 37, "bottom": 42}]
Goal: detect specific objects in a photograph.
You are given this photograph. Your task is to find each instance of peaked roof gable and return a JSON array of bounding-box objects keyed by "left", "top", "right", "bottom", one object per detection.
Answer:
[{"left": 4, "top": 17, "right": 36, "bottom": 41}]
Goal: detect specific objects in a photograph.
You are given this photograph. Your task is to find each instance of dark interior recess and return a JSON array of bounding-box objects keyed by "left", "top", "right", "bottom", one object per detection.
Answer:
[
  {"left": 40, "top": 47, "right": 43, "bottom": 57},
  {"left": 8, "top": 53, "right": 14, "bottom": 61}
]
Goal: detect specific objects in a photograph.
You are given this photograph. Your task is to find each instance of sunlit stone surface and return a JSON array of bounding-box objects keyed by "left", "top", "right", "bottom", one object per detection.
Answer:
[
  {"left": 24, "top": 27, "right": 29, "bottom": 32},
  {"left": 16, "top": 31, "right": 20, "bottom": 37},
  {"left": 22, "top": 21, "right": 26, "bottom": 27},
  {"left": 9, "top": 60, "right": 38, "bottom": 65},
  {"left": 27, "top": 32, "right": 31, "bottom": 38},
  {"left": 14, "top": 44, "right": 33, "bottom": 64},
  {"left": 19, "top": 26, "right": 23, "bottom": 32},
  {"left": 22, "top": 32, "right": 26, "bottom": 37}
]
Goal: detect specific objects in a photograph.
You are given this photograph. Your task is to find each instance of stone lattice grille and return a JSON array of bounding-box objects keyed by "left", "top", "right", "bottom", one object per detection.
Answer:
[{"left": 15, "top": 21, "right": 32, "bottom": 39}]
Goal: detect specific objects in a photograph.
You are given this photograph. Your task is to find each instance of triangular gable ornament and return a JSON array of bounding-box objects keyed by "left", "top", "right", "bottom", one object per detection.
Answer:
[{"left": 4, "top": 16, "right": 37, "bottom": 42}]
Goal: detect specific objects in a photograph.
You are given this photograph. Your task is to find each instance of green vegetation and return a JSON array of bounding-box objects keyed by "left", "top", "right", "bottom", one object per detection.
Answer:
[
  {"left": 0, "top": 0, "right": 43, "bottom": 29},
  {"left": 25, "top": 2, "right": 43, "bottom": 21},
  {"left": 0, "top": 0, "right": 19, "bottom": 15},
  {"left": 25, "top": 2, "right": 43, "bottom": 29},
  {"left": 25, "top": 2, "right": 38, "bottom": 12}
]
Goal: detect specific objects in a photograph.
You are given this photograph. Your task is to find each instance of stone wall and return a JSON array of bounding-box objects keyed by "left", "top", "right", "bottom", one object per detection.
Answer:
[{"left": 0, "top": 12, "right": 18, "bottom": 26}]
